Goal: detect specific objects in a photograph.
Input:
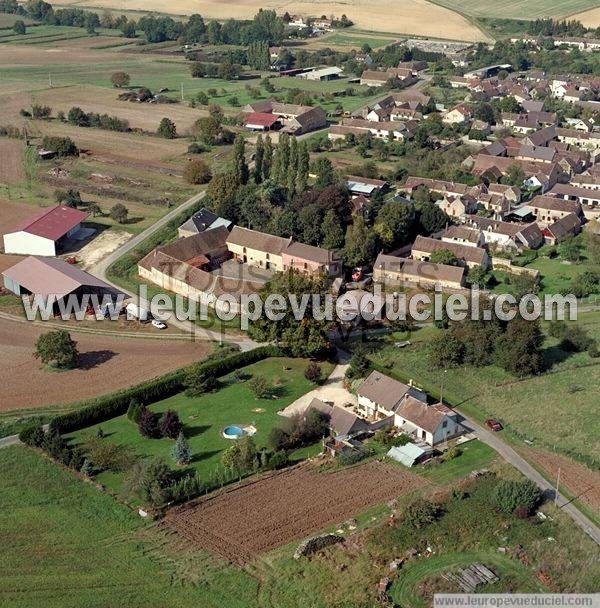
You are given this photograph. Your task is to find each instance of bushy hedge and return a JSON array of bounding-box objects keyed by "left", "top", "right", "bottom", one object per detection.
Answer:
[{"left": 49, "top": 346, "right": 283, "bottom": 434}]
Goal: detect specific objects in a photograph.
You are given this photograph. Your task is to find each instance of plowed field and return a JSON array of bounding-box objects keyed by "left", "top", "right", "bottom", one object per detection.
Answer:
[{"left": 165, "top": 461, "right": 426, "bottom": 564}]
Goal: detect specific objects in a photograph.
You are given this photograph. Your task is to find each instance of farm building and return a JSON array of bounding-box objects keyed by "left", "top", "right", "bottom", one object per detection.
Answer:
[
  {"left": 3, "top": 205, "right": 89, "bottom": 256},
  {"left": 244, "top": 112, "right": 281, "bottom": 131},
  {"left": 178, "top": 208, "right": 232, "bottom": 238},
  {"left": 357, "top": 370, "right": 427, "bottom": 421},
  {"left": 2, "top": 256, "right": 121, "bottom": 316},
  {"left": 346, "top": 175, "right": 389, "bottom": 197},
  {"left": 297, "top": 67, "right": 343, "bottom": 81}
]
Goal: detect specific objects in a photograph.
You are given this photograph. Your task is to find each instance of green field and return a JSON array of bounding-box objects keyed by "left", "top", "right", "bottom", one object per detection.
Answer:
[
  {"left": 68, "top": 357, "right": 333, "bottom": 497},
  {"left": 0, "top": 446, "right": 257, "bottom": 608},
  {"left": 361, "top": 312, "right": 600, "bottom": 466},
  {"left": 429, "top": 0, "right": 599, "bottom": 20}
]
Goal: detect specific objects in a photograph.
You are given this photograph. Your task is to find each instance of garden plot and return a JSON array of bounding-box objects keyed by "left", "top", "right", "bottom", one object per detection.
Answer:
[{"left": 165, "top": 461, "right": 426, "bottom": 564}]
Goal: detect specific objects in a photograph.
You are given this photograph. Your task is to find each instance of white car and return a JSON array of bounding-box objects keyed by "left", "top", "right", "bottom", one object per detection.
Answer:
[{"left": 151, "top": 319, "right": 167, "bottom": 330}]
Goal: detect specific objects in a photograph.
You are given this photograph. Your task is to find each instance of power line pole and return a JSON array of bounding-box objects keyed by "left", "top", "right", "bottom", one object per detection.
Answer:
[
  {"left": 48, "top": 72, "right": 52, "bottom": 87},
  {"left": 181, "top": 82, "right": 184, "bottom": 102},
  {"left": 555, "top": 466, "right": 561, "bottom": 506}
]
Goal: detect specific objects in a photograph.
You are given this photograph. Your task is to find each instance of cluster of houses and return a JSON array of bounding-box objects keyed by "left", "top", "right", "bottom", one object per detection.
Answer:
[
  {"left": 138, "top": 211, "right": 342, "bottom": 315},
  {"left": 241, "top": 100, "right": 327, "bottom": 135},
  {"left": 306, "top": 369, "right": 467, "bottom": 464}
]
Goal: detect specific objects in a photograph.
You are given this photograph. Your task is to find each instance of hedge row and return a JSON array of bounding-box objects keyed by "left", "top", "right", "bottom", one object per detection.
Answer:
[{"left": 49, "top": 346, "right": 283, "bottom": 434}]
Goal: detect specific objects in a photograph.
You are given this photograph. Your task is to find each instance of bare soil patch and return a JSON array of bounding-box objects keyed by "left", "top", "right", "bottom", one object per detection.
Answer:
[
  {"left": 0, "top": 198, "right": 41, "bottom": 238},
  {"left": 52, "top": 0, "right": 489, "bottom": 41},
  {"left": 75, "top": 227, "right": 131, "bottom": 270},
  {"left": 165, "top": 461, "right": 426, "bottom": 564},
  {"left": 521, "top": 447, "right": 600, "bottom": 512},
  {"left": 0, "top": 319, "right": 211, "bottom": 411},
  {"left": 0, "top": 140, "right": 25, "bottom": 185}
]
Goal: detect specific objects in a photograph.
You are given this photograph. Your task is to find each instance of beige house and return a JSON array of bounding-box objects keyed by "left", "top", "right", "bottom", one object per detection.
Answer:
[
  {"left": 373, "top": 253, "right": 465, "bottom": 291},
  {"left": 411, "top": 235, "right": 489, "bottom": 269},
  {"left": 528, "top": 195, "right": 582, "bottom": 225},
  {"left": 436, "top": 194, "right": 478, "bottom": 218},
  {"left": 226, "top": 226, "right": 291, "bottom": 271},
  {"left": 282, "top": 242, "right": 341, "bottom": 277},
  {"left": 357, "top": 370, "right": 426, "bottom": 421}
]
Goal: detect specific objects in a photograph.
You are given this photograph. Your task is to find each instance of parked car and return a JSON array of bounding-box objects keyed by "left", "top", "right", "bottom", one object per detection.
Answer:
[
  {"left": 485, "top": 419, "right": 503, "bottom": 432},
  {"left": 151, "top": 319, "right": 167, "bottom": 330}
]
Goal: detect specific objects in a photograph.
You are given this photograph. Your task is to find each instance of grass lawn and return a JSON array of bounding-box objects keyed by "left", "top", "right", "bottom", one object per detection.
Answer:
[
  {"left": 356, "top": 312, "right": 600, "bottom": 466},
  {"left": 0, "top": 445, "right": 257, "bottom": 608},
  {"left": 417, "top": 440, "right": 497, "bottom": 484},
  {"left": 67, "top": 357, "right": 334, "bottom": 497}
]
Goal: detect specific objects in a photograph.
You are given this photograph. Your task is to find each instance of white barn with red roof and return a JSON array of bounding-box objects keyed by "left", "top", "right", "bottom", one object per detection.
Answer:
[{"left": 3, "top": 205, "right": 89, "bottom": 256}]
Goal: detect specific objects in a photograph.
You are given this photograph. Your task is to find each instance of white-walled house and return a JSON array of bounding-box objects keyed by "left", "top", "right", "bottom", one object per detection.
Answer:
[
  {"left": 356, "top": 370, "right": 427, "bottom": 420},
  {"left": 394, "top": 398, "right": 464, "bottom": 446},
  {"left": 3, "top": 205, "right": 89, "bottom": 256}
]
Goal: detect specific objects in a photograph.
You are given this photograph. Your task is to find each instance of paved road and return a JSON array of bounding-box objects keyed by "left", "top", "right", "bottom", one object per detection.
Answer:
[
  {"left": 89, "top": 190, "right": 259, "bottom": 352},
  {"left": 463, "top": 413, "right": 600, "bottom": 547}
]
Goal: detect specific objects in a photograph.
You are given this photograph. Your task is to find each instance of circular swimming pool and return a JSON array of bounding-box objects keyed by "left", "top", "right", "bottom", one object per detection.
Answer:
[{"left": 222, "top": 425, "right": 246, "bottom": 439}]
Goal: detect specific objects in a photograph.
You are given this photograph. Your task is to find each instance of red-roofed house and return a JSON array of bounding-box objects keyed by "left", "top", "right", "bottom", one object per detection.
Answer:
[
  {"left": 244, "top": 112, "right": 281, "bottom": 131},
  {"left": 3, "top": 205, "right": 89, "bottom": 256}
]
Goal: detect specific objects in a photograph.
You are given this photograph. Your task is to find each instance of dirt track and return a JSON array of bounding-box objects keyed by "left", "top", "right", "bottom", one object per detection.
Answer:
[
  {"left": 165, "top": 461, "right": 426, "bottom": 564},
  {"left": 0, "top": 319, "right": 211, "bottom": 410}
]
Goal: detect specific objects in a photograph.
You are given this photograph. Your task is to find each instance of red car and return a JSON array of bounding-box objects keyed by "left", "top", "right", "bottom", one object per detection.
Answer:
[{"left": 485, "top": 419, "right": 503, "bottom": 432}]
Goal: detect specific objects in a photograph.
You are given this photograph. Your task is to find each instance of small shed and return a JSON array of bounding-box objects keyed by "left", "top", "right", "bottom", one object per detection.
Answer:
[{"left": 387, "top": 443, "right": 428, "bottom": 467}]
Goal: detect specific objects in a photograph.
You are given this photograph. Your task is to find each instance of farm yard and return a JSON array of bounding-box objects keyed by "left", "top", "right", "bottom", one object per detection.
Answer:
[
  {"left": 0, "top": 319, "right": 212, "bottom": 411},
  {"left": 165, "top": 460, "right": 426, "bottom": 564},
  {"left": 67, "top": 357, "right": 335, "bottom": 495}
]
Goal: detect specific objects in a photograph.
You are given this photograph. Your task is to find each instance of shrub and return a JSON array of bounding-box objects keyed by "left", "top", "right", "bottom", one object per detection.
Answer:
[
  {"left": 126, "top": 398, "right": 144, "bottom": 423},
  {"left": 31, "top": 104, "right": 51, "bottom": 119},
  {"left": 493, "top": 479, "right": 542, "bottom": 516},
  {"left": 159, "top": 409, "right": 182, "bottom": 439},
  {"left": 42, "top": 135, "right": 77, "bottom": 157},
  {"left": 222, "top": 436, "right": 258, "bottom": 474},
  {"left": 266, "top": 450, "right": 289, "bottom": 470},
  {"left": 345, "top": 349, "right": 371, "bottom": 380},
  {"left": 441, "top": 446, "right": 462, "bottom": 462},
  {"left": 183, "top": 158, "right": 212, "bottom": 184},
  {"left": 402, "top": 499, "right": 440, "bottom": 528},
  {"left": 138, "top": 408, "right": 160, "bottom": 438},
  {"left": 85, "top": 437, "right": 136, "bottom": 472},
  {"left": 124, "top": 457, "right": 174, "bottom": 506},
  {"left": 34, "top": 329, "right": 78, "bottom": 369},
  {"left": 304, "top": 361, "right": 322, "bottom": 384},
  {"left": 157, "top": 117, "right": 177, "bottom": 139},
  {"left": 110, "top": 71, "right": 130, "bottom": 87},
  {"left": 187, "top": 142, "right": 209, "bottom": 154},
  {"left": 80, "top": 458, "right": 93, "bottom": 476},
  {"left": 19, "top": 421, "right": 45, "bottom": 447},
  {"left": 248, "top": 375, "right": 272, "bottom": 399},
  {"left": 109, "top": 203, "right": 128, "bottom": 224}
]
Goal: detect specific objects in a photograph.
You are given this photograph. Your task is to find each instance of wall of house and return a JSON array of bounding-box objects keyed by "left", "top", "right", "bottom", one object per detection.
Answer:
[
  {"left": 227, "top": 243, "right": 284, "bottom": 271},
  {"left": 3, "top": 231, "right": 56, "bottom": 256},
  {"left": 372, "top": 268, "right": 464, "bottom": 291}
]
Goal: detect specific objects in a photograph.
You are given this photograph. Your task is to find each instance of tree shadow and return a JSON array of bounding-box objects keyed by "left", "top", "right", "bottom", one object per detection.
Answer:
[
  {"left": 123, "top": 216, "right": 144, "bottom": 225},
  {"left": 184, "top": 424, "right": 210, "bottom": 438},
  {"left": 77, "top": 349, "right": 116, "bottom": 370},
  {"left": 542, "top": 345, "right": 572, "bottom": 370},
  {"left": 191, "top": 450, "right": 221, "bottom": 464}
]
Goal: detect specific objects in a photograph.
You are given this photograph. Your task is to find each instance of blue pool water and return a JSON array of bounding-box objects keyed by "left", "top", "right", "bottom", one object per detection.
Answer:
[{"left": 223, "top": 425, "right": 246, "bottom": 439}]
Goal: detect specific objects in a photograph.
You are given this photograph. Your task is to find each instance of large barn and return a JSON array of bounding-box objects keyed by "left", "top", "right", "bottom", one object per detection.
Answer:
[
  {"left": 2, "top": 256, "right": 122, "bottom": 316},
  {"left": 3, "top": 205, "right": 89, "bottom": 256}
]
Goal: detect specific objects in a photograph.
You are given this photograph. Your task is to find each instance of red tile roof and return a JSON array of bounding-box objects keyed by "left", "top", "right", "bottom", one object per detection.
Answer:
[
  {"left": 244, "top": 112, "right": 280, "bottom": 127},
  {"left": 11, "top": 205, "right": 88, "bottom": 241}
]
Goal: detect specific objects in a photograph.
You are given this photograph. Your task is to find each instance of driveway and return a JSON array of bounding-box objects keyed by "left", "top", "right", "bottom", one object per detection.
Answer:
[{"left": 279, "top": 352, "right": 355, "bottom": 417}]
